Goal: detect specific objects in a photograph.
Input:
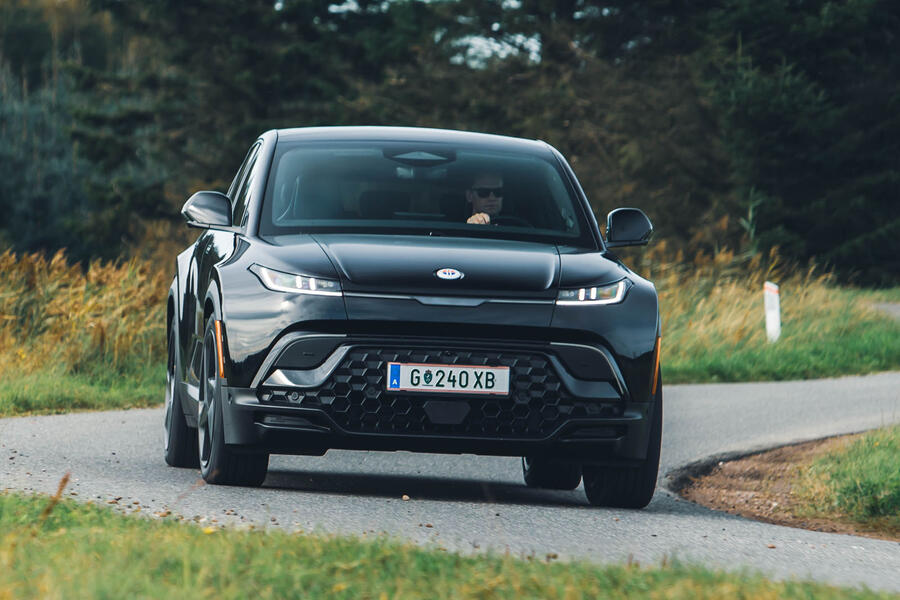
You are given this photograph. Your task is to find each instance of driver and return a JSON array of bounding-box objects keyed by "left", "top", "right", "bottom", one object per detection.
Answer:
[{"left": 465, "top": 172, "right": 504, "bottom": 225}]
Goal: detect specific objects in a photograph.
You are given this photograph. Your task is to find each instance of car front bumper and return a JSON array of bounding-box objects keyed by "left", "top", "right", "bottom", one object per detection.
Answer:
[{"left": 220, "top": 334, "right": 656, "bottom": 465}]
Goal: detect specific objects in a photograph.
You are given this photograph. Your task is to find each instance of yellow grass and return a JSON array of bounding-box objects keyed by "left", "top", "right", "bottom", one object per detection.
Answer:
[
  {"left": 653, "top": 245, "right": 825, "bottom": 347},
  {"left": 0, "top": 235, "right": 897, "bottom": 415},
  {"left": 0, "top": 248, "right": 167, "bottom": 377}
]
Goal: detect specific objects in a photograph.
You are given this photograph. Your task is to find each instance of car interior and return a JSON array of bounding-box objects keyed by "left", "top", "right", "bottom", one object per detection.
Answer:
[{"left": 268, "top": 148, "right": 579, "bottom": 235}]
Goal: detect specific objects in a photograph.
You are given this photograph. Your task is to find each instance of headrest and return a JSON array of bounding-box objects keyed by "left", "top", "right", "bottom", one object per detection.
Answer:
[{"left": 358, "top": 190, "right": 411, "bottom": 219}]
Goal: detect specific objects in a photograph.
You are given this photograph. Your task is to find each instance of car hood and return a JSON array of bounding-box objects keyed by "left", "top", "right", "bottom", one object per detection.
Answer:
[{"left": 311, "top": 233, "right": 559, "bottom": 298}]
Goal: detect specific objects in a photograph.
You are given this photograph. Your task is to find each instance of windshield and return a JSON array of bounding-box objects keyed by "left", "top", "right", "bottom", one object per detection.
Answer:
[{"left": 259, "top": 141, "right": 595, "bottom": 247}]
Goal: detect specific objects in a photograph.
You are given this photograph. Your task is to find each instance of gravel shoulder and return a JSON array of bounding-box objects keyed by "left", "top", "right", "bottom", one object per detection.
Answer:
[{"left": 678, "top": 433, "right": 900, "bottom": 543}]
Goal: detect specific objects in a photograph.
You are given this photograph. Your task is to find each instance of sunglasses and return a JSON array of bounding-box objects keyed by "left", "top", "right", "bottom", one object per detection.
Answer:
[{"left": 472, "top": 187, "right": 504, "bottom": 199}]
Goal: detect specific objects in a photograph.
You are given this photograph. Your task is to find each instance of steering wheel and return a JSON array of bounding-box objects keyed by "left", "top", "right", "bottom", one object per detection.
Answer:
[{"left": 492, "top": 215, "right": 533, "bottom": 227}]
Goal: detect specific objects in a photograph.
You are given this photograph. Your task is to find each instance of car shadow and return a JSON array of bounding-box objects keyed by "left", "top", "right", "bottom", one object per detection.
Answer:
[{"left": 262, "top": 468, "right": 589, "bottom": 508}]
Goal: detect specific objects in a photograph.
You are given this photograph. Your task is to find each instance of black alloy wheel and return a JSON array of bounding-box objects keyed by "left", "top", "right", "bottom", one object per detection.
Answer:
[
  {"left": 521, "top": 457, "right": 582, "bottom": 490},
  {"left": 198, "top": 316, "right": 269, "bottom": 486},
  {"left": 164, "top": 319, "right": 199, "bottom": 468},
  {"left": 582, "top": 370, "right": 662, "bottom": 508}
]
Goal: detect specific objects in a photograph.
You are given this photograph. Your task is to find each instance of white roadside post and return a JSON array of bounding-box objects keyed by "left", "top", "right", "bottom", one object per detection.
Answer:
[{"left": 764, "top": 281, "right": 781, "bottom": 343}]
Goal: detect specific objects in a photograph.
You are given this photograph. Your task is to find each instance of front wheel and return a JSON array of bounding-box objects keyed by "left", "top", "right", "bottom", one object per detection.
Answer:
[
  {"left": 198, "top": 316, "right": 269, "bottom": 486},
  {"left": 582, "top": 371, "right": 662, "bottom": 509},
  {"left": 164, "top": 318, "right": 199, "bottom": 468}
]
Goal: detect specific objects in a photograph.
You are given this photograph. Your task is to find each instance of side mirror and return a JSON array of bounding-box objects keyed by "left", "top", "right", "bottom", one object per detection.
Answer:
[
  {"left": 181, "top": 191, "right": 234, "bottom": 230},
  {"left": 605, "top": 208, "right": 653, "bottom": 248}
]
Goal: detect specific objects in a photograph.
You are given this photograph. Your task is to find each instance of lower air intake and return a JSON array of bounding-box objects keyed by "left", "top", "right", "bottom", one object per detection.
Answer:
[{"left": 260, "top": 346, "right": 621, "bottom": 439}]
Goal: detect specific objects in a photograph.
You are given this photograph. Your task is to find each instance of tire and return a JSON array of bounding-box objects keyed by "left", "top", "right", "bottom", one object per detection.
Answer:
[
  {"left": 164, "top": 319, "right": 199, "bottom": 468},
  {"left": 198, "top": 316, "right": 269, "bottom": 486},
  {"left": 582, "top": 371, "right": 662, "bottom": 509},
  {"left": 522, "top": 457, "right": 582, "bottom": 490}
]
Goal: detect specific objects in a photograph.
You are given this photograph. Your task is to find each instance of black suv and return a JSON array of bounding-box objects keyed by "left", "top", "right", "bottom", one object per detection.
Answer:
[{"left": 164, "top": 127, "right": 661, "bottom": 508}]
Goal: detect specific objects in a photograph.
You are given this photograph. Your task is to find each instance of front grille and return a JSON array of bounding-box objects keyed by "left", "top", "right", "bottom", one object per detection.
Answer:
[{"left": 260, "top": 346, "right": 621, "bottom": 439}]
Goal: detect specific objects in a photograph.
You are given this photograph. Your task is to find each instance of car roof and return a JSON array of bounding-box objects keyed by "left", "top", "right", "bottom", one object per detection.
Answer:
[{"left": 272, "top": 126, "right": 551, "bottom": 154}]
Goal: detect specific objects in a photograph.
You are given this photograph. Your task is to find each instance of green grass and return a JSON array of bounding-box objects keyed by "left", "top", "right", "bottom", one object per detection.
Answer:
[
  {"left": 862, "top": 288, "right": 900, "bottom": 303},
  {"left": 0, "top": 492, "right": 891, "bottom": 600},
  {"left": 796, "top": 426, "right": 900, "bottom": 535},
  {"left": 0, "top": 361, "right": 163, "bottom": 416},
  {"left": 662, "top": 287, "right": 900, "bottom": 383}
]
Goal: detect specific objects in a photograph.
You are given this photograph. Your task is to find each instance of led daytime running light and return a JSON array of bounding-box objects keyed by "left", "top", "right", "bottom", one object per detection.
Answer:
[
  {"left": 557, "top": 280, "right": 626, "bottom": 305},
  {"left": 250, "top": 264, "right": 342, "bottom": 296}
]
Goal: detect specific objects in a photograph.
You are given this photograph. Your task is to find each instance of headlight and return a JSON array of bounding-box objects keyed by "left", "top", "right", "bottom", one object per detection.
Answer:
[
  {"left": 557, "top": 280, "right": 627, "bottom": 305},
  {"left": 249, "top": 264, "right": 342, "bottom": 296}
]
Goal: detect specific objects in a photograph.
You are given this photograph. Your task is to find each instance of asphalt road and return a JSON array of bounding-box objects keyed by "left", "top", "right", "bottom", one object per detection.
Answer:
[{"left": 2, "top": 372, "right": 900, "bottom": 591}]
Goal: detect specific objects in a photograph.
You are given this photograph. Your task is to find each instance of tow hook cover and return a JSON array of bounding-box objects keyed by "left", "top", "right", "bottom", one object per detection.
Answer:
[{"left": 423, "top": 400, "right": 470, "bottom": 425}]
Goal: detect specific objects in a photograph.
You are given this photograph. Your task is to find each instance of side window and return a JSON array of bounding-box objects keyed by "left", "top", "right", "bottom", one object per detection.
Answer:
[
  {"left": 231, "top": 143, "right": 261, "bottom": 227},
  {"left": 227, "top": 144, "right": 256, "bottom": 200}
]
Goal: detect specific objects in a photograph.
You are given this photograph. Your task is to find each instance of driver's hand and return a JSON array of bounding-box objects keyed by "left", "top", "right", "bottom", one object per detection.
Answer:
[{"left": 467, "top": 212, "right": 490, "bottom": 225}]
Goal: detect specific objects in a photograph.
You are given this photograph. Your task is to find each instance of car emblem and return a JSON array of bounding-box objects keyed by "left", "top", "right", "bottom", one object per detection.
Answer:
[{"left": 435, "top": 268, "right": 464, "bottom": 280}]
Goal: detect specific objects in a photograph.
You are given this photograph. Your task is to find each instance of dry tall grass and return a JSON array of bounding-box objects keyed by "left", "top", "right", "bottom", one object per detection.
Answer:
[
  {"left": 0, "top": 237, "right": 896, "bottom": 410},
  {"left": 639, "top": 243, "right": 822, "bottom": 350},
  {"left": 0, "top": 249, "right": 167, "bottom": 377}
]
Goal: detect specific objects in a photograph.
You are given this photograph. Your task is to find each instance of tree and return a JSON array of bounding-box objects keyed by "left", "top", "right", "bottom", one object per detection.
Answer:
[
  {"left": 705, "top": 0, "right": 900, "bottom": 282},
  {"left": 0, "top": 66, "right": 87, "bottom": 256}
]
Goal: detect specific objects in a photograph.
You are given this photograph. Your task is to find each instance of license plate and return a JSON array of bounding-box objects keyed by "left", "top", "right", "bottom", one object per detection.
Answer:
[{"left": 386, "top": 362, "right": 510, "bottom": 395}]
